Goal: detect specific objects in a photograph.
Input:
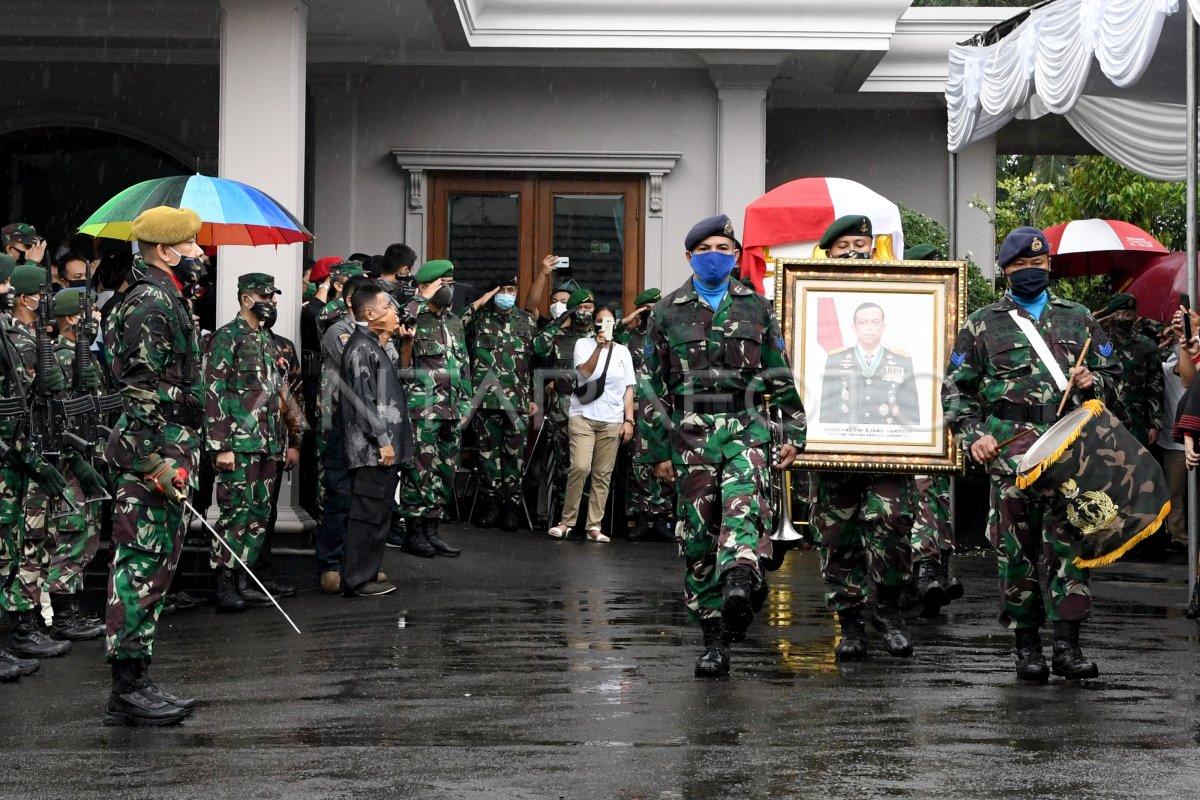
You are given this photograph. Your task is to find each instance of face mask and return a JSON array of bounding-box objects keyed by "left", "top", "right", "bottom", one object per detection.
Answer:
[
  {"left": 494, "top": 293, "right": 516, "bottom": 311},
  {"left": 250, "top": 301, "right": 276, "bottom": 324},
  {"left": 573, "top": 310, "right": 593, "bottom": 326},
  {"left": 0, "top": 289, "right": 13, "bottom": 312},
  {"left": 550, "top": 301, "right": 567, "bottom": 318},
  {"left": 1007, "top": 267, "right": 1050, "bottom": 300},
  {"left": 690, "top": 251, "right": 737, "bottom": 286},
  {"left": 837, "top": 250, "right": 873, "bottom": 260},
  {"left": 67, "top": 279, "right": 88, "bottom": 290},
  {"left": 168, "top": 247, "right": 204, "bottom": 285},
  {"left": 431, "top": 285, "right": 454, "bottom": 308}
]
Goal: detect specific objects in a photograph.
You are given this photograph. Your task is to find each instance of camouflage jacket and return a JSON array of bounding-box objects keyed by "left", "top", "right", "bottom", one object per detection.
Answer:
[
  {"left": 318, "top": 297, "right": 348, "bottom": 335},
  {"left": 103, "top": 264, "right": 203, "bottom": 474},
  {"left": 339, "top": 326, "right": 413, "bottom": 470},
  {"left": 1104, "top": 321, "right": 1164, "bottom": 445},
  {"left": 0, "top": 316, "right": 23, "bottom": 444},
  {"left": 403, "top": 295, "right": 472, "bottom": 421},
  {"left": 532, "top": 313, "right": 593, "bottom": 424},
  {"left": 616, "top": 323, "right": 651, "bottom": 372},
  {"left": 204, "top": 315, "right": 289, "bottom": 458},
  {"left": 270, "top": 331, "right": 307, "bottom": 450},
  {"left": 942, "top": 292, "right": 1119, "bottom": 475},
  {"left": 461, "top": 302, "right": 537, "bottom": 413},
  {"left": 638, "top": 278, "right": 806, "bottom": 464}
]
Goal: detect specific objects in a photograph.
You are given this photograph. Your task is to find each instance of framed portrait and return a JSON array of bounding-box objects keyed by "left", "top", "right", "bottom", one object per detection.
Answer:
[{"left": 774, "top": 258, "right": 966, "bottom": 474}]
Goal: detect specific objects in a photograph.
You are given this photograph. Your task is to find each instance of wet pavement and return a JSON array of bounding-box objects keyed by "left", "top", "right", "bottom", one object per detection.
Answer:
[{"left": 2, "top": 525, "right": 1200, "bottom": 799}]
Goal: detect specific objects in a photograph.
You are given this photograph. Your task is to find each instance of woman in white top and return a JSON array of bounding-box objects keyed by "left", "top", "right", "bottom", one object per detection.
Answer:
[{"left": 548, "top": 306, "right": 636, "bottom": 542}]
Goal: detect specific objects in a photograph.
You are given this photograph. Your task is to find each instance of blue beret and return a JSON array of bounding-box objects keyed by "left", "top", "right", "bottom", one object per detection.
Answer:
[
  {"left": 685, "top": 214, "right": 739, "bottom": 252},
  {"left": 998, "top": 226, "right": 1051, "bottom": 268}
]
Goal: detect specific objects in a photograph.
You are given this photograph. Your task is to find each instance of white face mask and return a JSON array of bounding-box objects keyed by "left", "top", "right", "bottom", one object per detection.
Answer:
[{"left": 550, "top": 301, "right": 567, "bottom": 318}]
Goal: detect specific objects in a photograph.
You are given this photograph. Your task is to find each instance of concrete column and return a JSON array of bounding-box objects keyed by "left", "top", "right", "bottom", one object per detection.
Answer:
[
  {"left": 710, "top": 65, "right": 774, "bottom": 223},
  {"left": 218, "top": 0, "right": 313, "bottom": 532},
  {"left": 953, "top": 135, "right": 998, "bottom": 275}
]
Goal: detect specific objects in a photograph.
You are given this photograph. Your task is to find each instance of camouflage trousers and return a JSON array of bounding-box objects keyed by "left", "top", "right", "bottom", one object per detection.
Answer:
[
  {"left": 399, "top": 418, "right": 460, "bottom": 519},
  {"left": 910, "top": 474, "right": 954, "bottom": 562},
  {"left": 672, "top": 416, "right": 772, "bottom": 623},
  {"left": 814, "top": 473, "right": 914, "bottom": 612},
  {"left": 45, "top": 471, "right": 99, "bottom": 597},
  {"left": 987, "top": 474, "right": 1091, "bottom": 629},
  {"left": 105, "top": 466, "right": 196, "bottom": 662},
  {"left": 626, "top": 451, "right": 675, "bottom": 521},
  {"left": 0, "top": 462, "right": 24, "bottom": 611},
  {"left": 4, "top": 478, "right": 86, "bottom": 613},
  {"left": 210, "top": 453, "right": 279, "bottom": 569},
  {"left": 474, "top": 409, "right": 527, "bottom": 499}
]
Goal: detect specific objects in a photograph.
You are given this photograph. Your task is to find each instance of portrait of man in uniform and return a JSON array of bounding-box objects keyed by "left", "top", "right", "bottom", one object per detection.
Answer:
[{"left": 818, "top": 301, "right": 919, "bottom": 426}]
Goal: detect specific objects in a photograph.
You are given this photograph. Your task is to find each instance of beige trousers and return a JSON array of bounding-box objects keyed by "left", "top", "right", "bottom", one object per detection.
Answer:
[{"left": 561, "top": 415, "right": 622, "bottom": 532}]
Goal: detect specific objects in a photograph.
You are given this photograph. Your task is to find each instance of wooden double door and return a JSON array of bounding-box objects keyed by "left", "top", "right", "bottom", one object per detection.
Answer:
[{"left": 428, "top": 174, "right": 644, "bottom": 313}]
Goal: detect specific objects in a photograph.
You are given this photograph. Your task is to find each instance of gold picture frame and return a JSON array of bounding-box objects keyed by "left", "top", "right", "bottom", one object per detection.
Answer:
[{"left": 774, "top": 258, "right": 966, "bottom": 474}]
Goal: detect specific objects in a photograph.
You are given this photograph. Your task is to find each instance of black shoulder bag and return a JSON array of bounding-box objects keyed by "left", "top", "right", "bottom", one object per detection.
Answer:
[{"left": 572, "top": 343, "right": 613, "bottom": 405}]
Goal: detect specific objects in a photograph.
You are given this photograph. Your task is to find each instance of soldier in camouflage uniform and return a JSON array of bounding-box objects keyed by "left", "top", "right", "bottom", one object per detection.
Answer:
[
  {"left": 397, "top": 260, "right": 469, "bottom": 557},
  {"left": 640, "top": 214, "right": 805, "bottom": 678},
  {"left": 260, "top": 303, "right": 304, "bottom": 598},
  {"left": 1101, "top": 293, "right": 1163, "bottom": 449},
  {"left": 616, "top": 287, "right": 676, "bottom": 541},
  {"left": 204, "top": 273, "right": 290, "bottom": 613},
  {"left": 810, "top": 216, "right": 917, "bottom": 662},
  {"left": 43, "top": 287, "right": 107, "bottom": 641},
  {"left": 317, "top": 260, "right": 365, "bottom": 335},
  {"left": 943, "top": 226, "right": 1119, "bottom": 683},
  {"left": 102, "top": 206, "right": 207, "bottom": 725},
  {"left": 532, "top": 286, "right": 596, "bottom": 525},
  {"left": 462, "top": 274, "right": 537, "bottom": 532}
]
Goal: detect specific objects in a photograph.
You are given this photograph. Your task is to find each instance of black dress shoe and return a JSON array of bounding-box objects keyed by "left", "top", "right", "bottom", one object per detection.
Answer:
[{"left": 720, "top": 566, "right": 755, "bottom": 637}]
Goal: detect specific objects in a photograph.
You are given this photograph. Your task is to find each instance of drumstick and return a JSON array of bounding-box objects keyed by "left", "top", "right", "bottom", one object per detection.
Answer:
[{"left": 998, "top": 337, "right": 1092, "bottom": 451}]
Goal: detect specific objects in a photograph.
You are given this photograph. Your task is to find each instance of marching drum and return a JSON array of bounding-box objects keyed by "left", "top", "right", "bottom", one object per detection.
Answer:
[{"left": 1015, "top": 400, "right": 1170, "bottom": 568}]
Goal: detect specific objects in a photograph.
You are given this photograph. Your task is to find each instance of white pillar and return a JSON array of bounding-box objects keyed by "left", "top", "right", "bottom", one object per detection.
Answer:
[
  {"left": 710, "top": 65, "right": 773, "bottom": 222},
  {"left": 218, "top": 0, "right": 313, "bottom": 532},
  {"left": 954, "top": 135, "right": 997, "bottom": 275}
]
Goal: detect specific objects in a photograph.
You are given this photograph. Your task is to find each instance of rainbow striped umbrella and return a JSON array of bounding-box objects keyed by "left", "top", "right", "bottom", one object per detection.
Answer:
[{"left": 78, "top": 174, "right": 313, "bottom": 247}]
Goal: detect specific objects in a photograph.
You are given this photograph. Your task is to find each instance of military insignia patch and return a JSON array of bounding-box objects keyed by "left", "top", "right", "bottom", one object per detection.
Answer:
[
  {"left": 950, "top": 350, "right": 966, "bottom": 366},
  {"left": 644, "top": 342, "right": 653, "bottom": 358},
  {"left": 1097, "top": 341, "right": 1113, "bottom": 358},
  {"left": 859, "top": 219, "right": 869, "bottom": 233},
  {"left": 775, "top": 335, "right": 786, "bottom": 352},
  {"left": 339, "top": 333, "right": 351, "bottom": 345},
  {"left": 723, "top": 220, "right": 735, "bottom": 236},
  {"left": 1030, "top": 237, "right": 1043, "bottom": 252}
]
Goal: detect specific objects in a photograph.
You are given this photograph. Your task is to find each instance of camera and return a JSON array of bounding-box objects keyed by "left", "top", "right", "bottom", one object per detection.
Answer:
[{"left": 398, "top": 311, "right": 418, "bottom": 328}]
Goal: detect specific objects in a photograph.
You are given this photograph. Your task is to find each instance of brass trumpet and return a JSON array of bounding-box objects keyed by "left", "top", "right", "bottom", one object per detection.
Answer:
[{"left": 763, "top": 405, "right": 805, "bottom": 571}]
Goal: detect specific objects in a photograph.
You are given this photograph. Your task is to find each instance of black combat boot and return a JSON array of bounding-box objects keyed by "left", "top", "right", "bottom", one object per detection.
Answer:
[
  {"left": 654, "top": 518, "right": 677, "bottom": 543},
  {"left": 213, "top": 567, "right": 248, "bottom": 613},
  {"left": 171, "top": 591, "right": 205, "bottom": 611},
  {"left": 1186, "top": 580, "right": 1200, "bottom": 620},
  {"left": 1051, "top": 620, "right": 1099, "bottom": 680},
  {"left": 386, "top": 514, "right": 408, "bottom": 549},
  {"left": 1014, "top": 627, "right": 1049, "bottom": 683},
  {"left": 50, "top": 595, "right": 104, "bottom": 641},
  {"left": 104, "top": 659, "right": 192, "bottom": 727},
  {"left": 0, "top": 648, "right": 39, "bottom": 677},
  {"left": 720, "top": 566, "right": 755, "bottom": 639},
  {"left": 401, "top": 519, "right": 438, "bottom": 558},
  {"left": 915, "top": 560, "right": 948, "bottom": 619},
  {"left": 7, "top": 611, "right": 71, "bottom": 658},
  {"left": 141, "top": 659, "right": 197, "bottom": 710},
  {"left": 499, "top": 503, "right": 522, "bottom": 532},
  {"left": 835, "top": 608, "right": 868, "bottom": 661},
  {"left": 236, "top": 570, "right": 275, "bottom": 608},
  {"left": 871, "top": 586, "right": 914, "bottom": 658},
  {"left": 0, "top": 658, "right": 17, "bottom": 682},
  {"left": 941, "top": 550, "right": 964, "bottom": 602},
  {"left": 694, "top": 617, "right": 731, "bottom": 677},
  {"left": 425, "top": 519, "right": 462, "bottom": 557},
  {"left": 475, "top": 495, "right": 500, "bottom": 529}
]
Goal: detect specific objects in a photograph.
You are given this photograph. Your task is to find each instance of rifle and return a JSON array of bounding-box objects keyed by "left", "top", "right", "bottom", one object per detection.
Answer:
[
  {"left": 60, "top": 262, "right": 114, "bottom": 503},
  {"left": 0, "top": 313, "right": 29, "bottom": 466}
]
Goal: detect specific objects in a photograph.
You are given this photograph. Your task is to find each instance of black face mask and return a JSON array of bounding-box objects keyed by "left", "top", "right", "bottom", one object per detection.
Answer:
[
  {"left": 260, "top": 304, "right": 279, "bottom": 329},
  {"left": 168, "top": 248, "right": 204, "bottom": 285},
  {"left": 250, "top": 301, "right": 275, "bottom": 323},
  {"left": 431, "top": 285, "right": 454, "bottom": 308},
  {"left": 0, "top": 289, "right": 14, "bottom": 312},
  {"left": 1007, "top": 267, "right": 1050, "bottom": 300},
  {"left": 837, "top": 250, "right": 872, "bottom": 260},
  {"left": 573, "top": 310, "right": 593, "bottom": 326}
]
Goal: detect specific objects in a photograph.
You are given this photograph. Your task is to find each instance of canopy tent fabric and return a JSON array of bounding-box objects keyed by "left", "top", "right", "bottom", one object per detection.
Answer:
[{"left": 946, "top": 0, "right": 1198, "bottom": 179}]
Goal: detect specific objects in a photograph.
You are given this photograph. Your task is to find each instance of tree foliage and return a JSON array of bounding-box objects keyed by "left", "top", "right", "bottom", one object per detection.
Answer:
[{"left": 900, "top": 204, "right": 998, "bottom": 314}]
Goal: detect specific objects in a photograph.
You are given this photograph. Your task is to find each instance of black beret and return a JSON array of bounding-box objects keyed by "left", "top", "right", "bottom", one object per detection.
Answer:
[
  {"left": 685, "top": 214, "right": 740, "bottom": 252},
  {"left": 819, "top": 215, "right": 872, "bottom": 251},
  {"left": 998, "top": 226, "right": 1051, "bottom": 268}
]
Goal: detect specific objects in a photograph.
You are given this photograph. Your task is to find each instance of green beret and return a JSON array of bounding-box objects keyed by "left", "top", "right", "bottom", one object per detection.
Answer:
[
  {"left": 1106, "top": 292, "right": 1137, "bottom": 312},
  {"left": 0, "top": 253, "right": 16, "bottom": 284},
  {"left": 130, "top": 206, "right": 202, "bottom": 245},
  {"left": 634, "top": 288, "right": 661, "bottom": 306},
  {"left": 554, "top": 278, "right": 582, "bottom": 295},
  {"left": 10, "top": 263, "right": 47, "bottom": 296},
  {"left": 819, "top": 215, "right": 872, "bottom": 250},
  {"left": 567, "top": 288, "right": 594, "bottom": 307},
  {"left": 52, "top": 288, "right": 91, "bottom": 317},
  {"left": 414, "top": 259, "right": 454, "bottom": 284},
  {"left": 237, "top": 272, "right": 281, "bottom": 295},
  {"left": 330, "top": 260, "right": 365, "bottom": 280},
  {"left": 903, "top": 244, "right": 941, "bottom": 261}
]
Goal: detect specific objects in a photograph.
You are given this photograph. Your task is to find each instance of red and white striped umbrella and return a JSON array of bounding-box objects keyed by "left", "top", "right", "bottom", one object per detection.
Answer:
[{"left": 1041, "top": 219, "right": 1168, "bottom": 278}]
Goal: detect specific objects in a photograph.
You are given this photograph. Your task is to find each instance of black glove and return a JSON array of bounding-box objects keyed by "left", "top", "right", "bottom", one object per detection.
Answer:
[
  {"left": 34, "top": 462, "right": 67, "bottom": 497},
  {"left": 67, "top": 455, "right": 108, "bottom": 499}
]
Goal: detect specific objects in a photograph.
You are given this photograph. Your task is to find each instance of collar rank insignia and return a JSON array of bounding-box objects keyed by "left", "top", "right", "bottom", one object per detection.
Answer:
[{"left": 950, "top": 350, "right": 967, "bottom": 367}]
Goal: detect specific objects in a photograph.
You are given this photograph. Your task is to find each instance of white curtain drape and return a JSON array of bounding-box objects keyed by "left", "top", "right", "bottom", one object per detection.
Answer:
[
  {"left": 947, "top": 0, "right": 1181, "bottom": 153},
  {"left": 1061, "top": 96, "right": 1189, "bottom": 181}
]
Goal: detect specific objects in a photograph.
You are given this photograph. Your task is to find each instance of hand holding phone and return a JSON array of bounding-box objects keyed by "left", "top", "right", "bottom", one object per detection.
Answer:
[
  {"left": 599, "top": 317, "right": 614, "bottom": 340},
  {"left": 555, "top": 256, "right": 571, "bottom": 271}
]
